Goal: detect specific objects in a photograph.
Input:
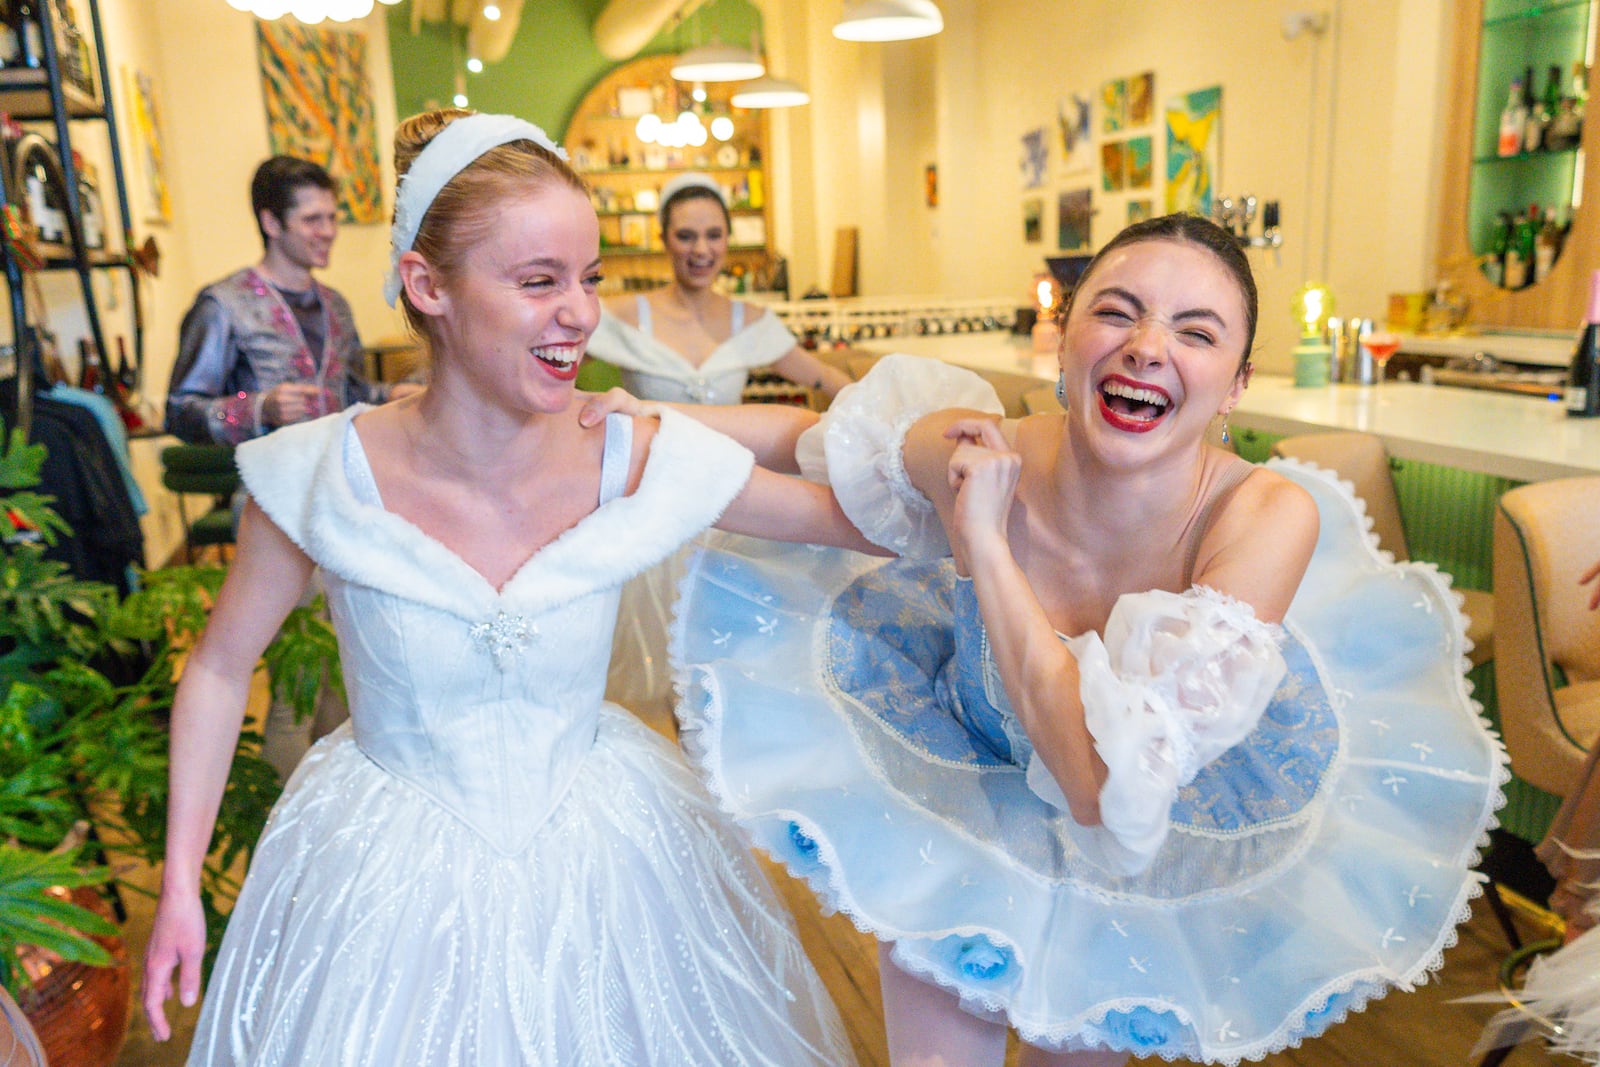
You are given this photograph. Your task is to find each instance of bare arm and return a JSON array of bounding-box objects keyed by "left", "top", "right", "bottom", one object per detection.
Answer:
[
  {"left": 768, "top": 346, "right": 853, "bottom": 400},
  {"left": 717, "top": 466, "right": 890, "bottom": 555},
  {"left": 578, "top": 389, "right": 818, "bottom": 474},
  {"left": 142, "top": 500, "right": 315, "bottom": 1039}
]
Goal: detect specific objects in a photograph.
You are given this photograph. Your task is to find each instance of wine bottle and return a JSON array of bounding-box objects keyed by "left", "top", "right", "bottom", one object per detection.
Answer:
[
  {"left": 77, "top": 338, "right": 105, "bottom": 395},
  {"left": 1498, "top": 77, "right": 1526, "bottom": 156},
  {"left": 14, "top": 0, "right": 40, "bottom": 69},
  {"left": 1566, "top": 270, "right": 1600, "bottom": 417},
  {"left": 114, "top": 335, "right": 136, "bottom": 394},
  {"left": 0, "top": 1, "right": 21, "bottom": 68},
  {"left": 1522, "top": 66, "right": 1544, "bottom": 154},
  {"left": 1484, "top": 211, "right": 1511, "bottom": 287}
]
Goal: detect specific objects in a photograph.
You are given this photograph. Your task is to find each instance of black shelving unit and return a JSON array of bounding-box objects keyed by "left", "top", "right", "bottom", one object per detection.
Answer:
[{"left": 0, "top": 0, "right": 143, "bottom": 438}]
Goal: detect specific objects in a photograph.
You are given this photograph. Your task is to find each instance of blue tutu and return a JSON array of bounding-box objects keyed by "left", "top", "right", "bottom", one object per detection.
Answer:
[{"left": 670, "top": 460, "right": 1506, "bottom": 1064}]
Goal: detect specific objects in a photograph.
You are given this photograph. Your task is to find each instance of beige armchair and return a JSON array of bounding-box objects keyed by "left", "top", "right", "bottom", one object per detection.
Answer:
[
  {"left": 1492, "top": 477, "right": 1600, "bottom": 801},
  {"left": 1270, "top": 431, "right": 1495, "bottom": 668}
]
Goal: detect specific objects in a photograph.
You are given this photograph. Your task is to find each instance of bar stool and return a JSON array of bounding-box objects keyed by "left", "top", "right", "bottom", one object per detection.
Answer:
[
  {"left": 1269, "top": 431, "right": 1494, "bottom": 667},
  {"left": 159, "top": 443, "right": 239, "bottom": 563},
  {"left": 1493, "top": 476, "right": 1600, "bottom": 816}
]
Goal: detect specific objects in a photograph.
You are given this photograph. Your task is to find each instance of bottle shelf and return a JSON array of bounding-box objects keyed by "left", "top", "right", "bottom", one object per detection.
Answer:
[
  {"left": 600, "top": 244, "right": 767, "bottom": 258},
  {"left": 1473, "top": 146, "right": 1581, "bottom": 164},
  {"left": 594, "top": 206, "right": 763, "bottom": 218},
  {"left": 0, "top": 68, "right": 102, "bottom": 119},
  {"left": 1484, "top": 0, "right": 1590, "bottom": 30},
  {"left": 578, "top": 164, "right": 762, "bottom": 177}
]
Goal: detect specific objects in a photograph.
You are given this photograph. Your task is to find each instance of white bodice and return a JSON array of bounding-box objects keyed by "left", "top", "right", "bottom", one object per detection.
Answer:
[
  {"left": 235, "top": 406, "right": 755, "bottom": 854},
  {"left": 588, "top": 298, "right": 797, "bottom": 404}
]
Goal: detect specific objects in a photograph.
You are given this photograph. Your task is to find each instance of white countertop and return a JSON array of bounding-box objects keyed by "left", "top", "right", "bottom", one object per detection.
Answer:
[
  {"left": 1396, "top": 330, "right": 1574, "bottom": 368},
  {"left": 855, "top": 333, "right": 1600, "bottom": 482}
]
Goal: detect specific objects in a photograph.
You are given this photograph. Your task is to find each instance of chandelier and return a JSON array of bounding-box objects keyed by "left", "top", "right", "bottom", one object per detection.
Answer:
[{"left": 225, "top": 0, "right": 401, "bottom": 23}]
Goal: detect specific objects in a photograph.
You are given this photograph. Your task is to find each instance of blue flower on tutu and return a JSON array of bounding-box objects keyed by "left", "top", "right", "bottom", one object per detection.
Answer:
[
  {"left": 953, "top": 937, "right": 1012, "bottom": 982},
  {"left": 788, "top": 821, "right": 819, "bottom": 858},
  {"left": 1100, "top": 1006, "right": 1183, "bottom": 1050}
]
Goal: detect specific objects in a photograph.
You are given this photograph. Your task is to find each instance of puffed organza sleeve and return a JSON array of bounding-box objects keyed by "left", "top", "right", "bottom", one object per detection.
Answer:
[
  {"left": 1023, "top": 585, "right": 1288, "bottom": 875},
  {"left": 794, "top": 353, "right": 1003, "bottom": 558}
]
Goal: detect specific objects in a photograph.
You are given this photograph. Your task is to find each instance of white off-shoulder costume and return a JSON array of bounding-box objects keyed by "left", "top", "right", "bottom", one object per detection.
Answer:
[
  {"left": 187, "top": 406, "right": 854, "bottom": 1066},
  {"left": 588, "top": 296, "right": 798, "bottom": 405},
  {"left": 671, "top": 355, "right": 1506, "bottom": 1063}
]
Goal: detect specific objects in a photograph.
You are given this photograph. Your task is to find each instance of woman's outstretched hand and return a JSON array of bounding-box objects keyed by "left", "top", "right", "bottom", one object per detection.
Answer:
[
  {"left": 944, "top": 417, "right": 1021, "bottom": 561},
  {"left": 142, "top": 886, "right": 207, "bottom": 1041},
  {"left": 577, "top": 387, "right": 661, "bottom": 428}
]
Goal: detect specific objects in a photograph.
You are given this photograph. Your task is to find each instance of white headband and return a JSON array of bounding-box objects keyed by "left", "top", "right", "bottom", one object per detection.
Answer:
[
  {"left": 658, "top": 172, "right": 727, "bottom": 227},
  {"left": 384, "top": 113, "right": 568, "bottom": 307}
]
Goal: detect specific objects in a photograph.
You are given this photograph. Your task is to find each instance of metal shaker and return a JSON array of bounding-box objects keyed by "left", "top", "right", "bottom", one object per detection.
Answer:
[{"left": 1329, "top": 317, "right": 1375, "bottom": 384}]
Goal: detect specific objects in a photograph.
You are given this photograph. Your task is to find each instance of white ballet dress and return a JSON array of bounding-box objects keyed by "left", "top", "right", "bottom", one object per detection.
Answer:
[
  {"left": 669, "top": 356, "right": 1507, "bottom": 1063},
  {"left": 590, "top": 297, "right": 800, "bottom": 718},
  {"left": 186, "top": 406, "right": 855, "bottom": 1066}
]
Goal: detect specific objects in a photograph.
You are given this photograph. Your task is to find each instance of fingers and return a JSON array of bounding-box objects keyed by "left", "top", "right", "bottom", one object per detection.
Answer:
[
  {"left": 1582, "top": 561, "right": 1600, "bottom": 611},
  {"left": 143, "top": 952, "right": 173, "bottom": 1041},
  {"left": 179, "top": 945, "right": 202, "bottom": 1008},
  {"left": 577, "top": 387, "right": 642, "bottom": 427},
  {"left": 942, "top": 416, "right": 1004, "bottom": 447}
]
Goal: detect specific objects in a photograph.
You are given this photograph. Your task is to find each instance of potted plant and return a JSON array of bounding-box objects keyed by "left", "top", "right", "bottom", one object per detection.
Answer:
[{"left": 0, "top": 425, "right": 337, "bottom": 1059}]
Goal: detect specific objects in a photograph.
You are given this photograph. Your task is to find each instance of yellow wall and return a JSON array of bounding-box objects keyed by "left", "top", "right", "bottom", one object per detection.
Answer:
[{"left": 774, "top": 0, "right": 1457, "bottom": 372}]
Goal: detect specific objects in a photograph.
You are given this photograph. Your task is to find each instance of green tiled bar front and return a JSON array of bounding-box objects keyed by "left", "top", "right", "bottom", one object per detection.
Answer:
[{"left": 1231, "top": 426, "right": 1561, "bottom": 843}]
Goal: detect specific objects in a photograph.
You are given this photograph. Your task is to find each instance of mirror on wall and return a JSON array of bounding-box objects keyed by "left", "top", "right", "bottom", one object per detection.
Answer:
[{"left": 1467, "top": 0, "right": 1590, "bottom": 291}]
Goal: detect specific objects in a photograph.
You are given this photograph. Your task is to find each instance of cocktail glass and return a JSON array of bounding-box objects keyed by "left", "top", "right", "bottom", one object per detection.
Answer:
[{"left": 1365, "top": 332, "right": 1401, "bottom": 383}]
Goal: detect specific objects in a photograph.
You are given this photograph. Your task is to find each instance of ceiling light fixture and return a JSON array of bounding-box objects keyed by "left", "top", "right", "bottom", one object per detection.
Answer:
[
  {"left": 731, "top": 75, "right": 810, "bottom": 109},
  {"left": 225, "top": 0, "right": 396, "bottom": 21},
  {"left": 832, "top": 0, "right": 943, "bottom": 42},
  {"left": 670, "top": 42, "right": 765, "bottom": 82}
]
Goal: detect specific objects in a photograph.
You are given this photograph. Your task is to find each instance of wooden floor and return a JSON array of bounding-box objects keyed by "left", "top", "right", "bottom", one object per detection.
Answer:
[
  {"left": 111, "top": 847, "right": 1573, "bottom": 1067},
  {"left": 110, "top": 691, "right": 1574, "bottom": 1065}
]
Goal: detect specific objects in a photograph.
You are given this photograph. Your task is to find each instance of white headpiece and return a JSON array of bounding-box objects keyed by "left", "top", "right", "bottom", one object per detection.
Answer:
[
  {"left": 384, "top": 113, "right": 568, "bottom": 307},
  {"left": 657, "top": 172, "right": 727, "bottom": 226}
]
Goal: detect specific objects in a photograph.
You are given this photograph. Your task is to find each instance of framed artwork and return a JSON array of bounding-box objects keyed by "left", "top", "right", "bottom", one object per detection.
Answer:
[
  {"left": 1057, "top": 92, "right": 1093, "bottom": 175},
  {"left": 925, "top": 163, "right": 938, "bottom": 207},
  {"left": 616, "top": 87, "right": 653, "bottom": 117},
  {"left": 619, "top": 214, "right": 651, "bottom": 249},
  {"left": 730, "top": 213, "right": 766, "bottom": 248},
  {"left": 1128, "top": 71, "right": 1155, "bottom": 126},
  {"left": 1020, "top": 127, "right": 1048, "bottom": 189},
  {"left": 1057, "top": 187, "right": 1092, "bottom": 251},
  {"left": 256, "top": 20, "right": 383, "bottom": 223},
  {"left": 1166, "top": 85, "right": 1222, "bottom": 216},
  {"left": 1023, "top": 197, "right": 1043, "bottom": 243},
  {"left": 122, "top": 66, "right": 171, "bottom": 225},
  {"left": 1127, "top": 199, "right": 1153, "bottom": 224},
  {"left": 1100, "top": 141, "right": 1126, "bottom": 192},
  {"left": 1101, "top": 78, "right": 1127, "bottom": 134},
  {"left": 1125, "top": 135, "right": 1153, "bottom": 190}
]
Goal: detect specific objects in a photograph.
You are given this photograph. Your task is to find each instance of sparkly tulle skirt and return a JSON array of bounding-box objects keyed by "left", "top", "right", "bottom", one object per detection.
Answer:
[{"left": 186, "top": 708, "right": 853, "bottom": 1066}]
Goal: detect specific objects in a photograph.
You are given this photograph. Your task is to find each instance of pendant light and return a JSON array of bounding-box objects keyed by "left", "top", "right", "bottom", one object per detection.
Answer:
[
  {"left": 670, "top": 41, "right": 765, "bottom": 82},
  {"left": 731, "top": 75, "right": 810, "bottom": 109},
  {"left": 832, "top": 0, "right": 943, "bottom": 42},
  {"left": 226, "top": 0, "right": 399, "bottom": 21}
]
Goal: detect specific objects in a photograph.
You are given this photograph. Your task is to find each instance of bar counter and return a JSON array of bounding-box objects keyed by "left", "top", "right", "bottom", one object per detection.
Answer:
[{"left": 856, "top": 333, "right": 1599, "bottom": 482}]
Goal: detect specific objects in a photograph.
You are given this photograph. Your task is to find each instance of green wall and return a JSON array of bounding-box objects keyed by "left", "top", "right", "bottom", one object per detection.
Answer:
[{"left": 385, "top": 0, "right": 763, "bottom": 141}]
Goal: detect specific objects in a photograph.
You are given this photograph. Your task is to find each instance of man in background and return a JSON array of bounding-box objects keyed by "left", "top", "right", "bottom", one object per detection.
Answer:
[{"left": 165, "top": 156, "right": 420, "bottom": 777}]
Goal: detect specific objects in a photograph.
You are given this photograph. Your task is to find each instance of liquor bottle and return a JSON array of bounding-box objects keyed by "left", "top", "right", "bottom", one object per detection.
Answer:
[
  {"left": 13, "top": 0, "right": 41, "bottom": 69},
  {"left": 1483, "top": 212, "right": 1511, "bottom": 288},
  {"left": 72, "top": 151, "right": 103, "bottom": 250},
  {"left": 113, "top": 335, "right": 136, "bottom": 394},
  {"left": 1503, "top": 209, "right": 1532, "bottom": 289},
  {"left": 1522, "top": 67, "right": 1544, "bottom": 153},
  {"left": 1566, "top": 270, "right": 1600, "bottom": 417},
  {"left": 1534, "top": 207, "right": 1563, "bottom": 284},
  {"left": 77, "top": 338, "right": 105, "bottom": 395},
  {"left": 0, "top": 2, "right": 21, "bottom": 68},
  {"left": 1540, "top": 65, "right": 1564, "bottom": 149},
  {"left": 1498, "top": 77, "right": 1526, "bottom": 156},
  {"left": 22, "top": 146, "right": 66, "bottom": 245}
]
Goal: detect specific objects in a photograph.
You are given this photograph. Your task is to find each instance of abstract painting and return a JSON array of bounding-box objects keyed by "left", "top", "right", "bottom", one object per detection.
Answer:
[
  {"left": 256, "top": 20, "right": 383, "bottom": 223},
  {"left": 1058, "top": 188, "right": 1092, "bottom": 251},
  {"left": 1128, "top": 71, "right": 1155, "bottom": 126},
  {"left": 1165, "top": 85, "right": 1221, "bottom": 216},
  {"left": 1023, "top": 197, "right": 1043, "bottom": 243},
  {"left": 1100, "top": 141, "right": 1126, "bottom": 192},
  {"left": 1020, "top": 127, "right": 1048, "bottom": 189},
  {"left": 1101, "top": 78, "right": 1127, "bottom": 134},
  {"left": 1057, "top": 92, "right": 1093, "bottom": 175},
  {"left": 1125, "top": 135, "right": 1153, "bottom": 190},
  {"left": 123, "top": 66, "right": 171, "bottom": 225}
]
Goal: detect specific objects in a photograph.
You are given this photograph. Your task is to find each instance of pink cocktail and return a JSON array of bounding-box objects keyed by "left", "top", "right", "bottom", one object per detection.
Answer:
[{"left": 1365, "top": 332, "right": 1401, "bottom": 383}]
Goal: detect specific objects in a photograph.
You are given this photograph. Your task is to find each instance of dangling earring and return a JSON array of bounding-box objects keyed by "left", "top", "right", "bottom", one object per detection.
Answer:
[
  {"left": 1220, "top": 422, "right": 1231, "bottom": 445},
  {"left": 1055, "top": 369, "right": 1067, "bottom": 406}
]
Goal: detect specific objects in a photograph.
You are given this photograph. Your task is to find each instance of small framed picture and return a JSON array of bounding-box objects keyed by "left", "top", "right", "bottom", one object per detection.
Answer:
[
  {"left": 617, "top": 87, "right": 654, "bottom": 117},
  {"left": 619, "top": 214, "right": 651, "bottom": 249},
  {"left": 731, "top": 213, "right": 766, "bottom": 248}
]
